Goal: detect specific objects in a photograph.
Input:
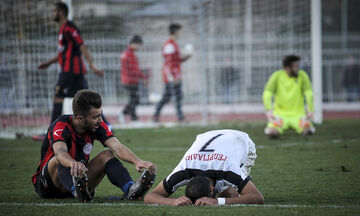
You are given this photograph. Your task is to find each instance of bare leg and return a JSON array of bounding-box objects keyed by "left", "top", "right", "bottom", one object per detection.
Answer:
[
  {"left": 47, "top": 156, "right": 68, "bottom": 193},
  {"left": 86, "top": 150, "right": 115, "bottom": 192},
  {"left": 49, "top": 150, "right": 129, "bottom": 197}
]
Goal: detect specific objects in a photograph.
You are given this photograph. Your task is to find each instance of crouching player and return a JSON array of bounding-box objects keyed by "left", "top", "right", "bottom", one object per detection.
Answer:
[
  {"left": 144, "top": 130, "right": 264, "bottom": 206},
  {"left": 32, "top": 90, "right": 156, "bottom": 203},
  {"left": 262, "top": 55, "right": 315, "bottom": 138}
]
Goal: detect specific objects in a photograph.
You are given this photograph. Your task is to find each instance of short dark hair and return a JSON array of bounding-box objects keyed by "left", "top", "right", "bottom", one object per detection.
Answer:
[
  {"left": 54, "top": 2, "right": 69, "bottom": 17},
  {"left": 283, "top": 55, "right": 300, "bottom": 68},
  {"left": 130, "top": 35, "right": 143, "bottom": 44},
  {"left": 169, "top": 23, "right": 182, "bottom": 35},
  {"left": 185, "top": 176, "right": 212, "bottom": 204},
  {"left": 72, "top": 90, "right": 102, "bottom": 117}
]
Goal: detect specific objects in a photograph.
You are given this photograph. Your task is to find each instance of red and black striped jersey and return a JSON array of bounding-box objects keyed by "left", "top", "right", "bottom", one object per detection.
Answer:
[
  {"left": 58, "top": 20, "right": 86, "bottom": 75},
  {"left": 32, "top": 115, "right": 113, "bottom": 184}
]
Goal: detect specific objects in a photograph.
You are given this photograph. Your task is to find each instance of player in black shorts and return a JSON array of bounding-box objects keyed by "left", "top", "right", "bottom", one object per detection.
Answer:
[
  {"left": 32, "top": 90, "right": 157, "bottom": 202},
  {"left": 33, "top": 2, "right": 107, "bottom": 141}
]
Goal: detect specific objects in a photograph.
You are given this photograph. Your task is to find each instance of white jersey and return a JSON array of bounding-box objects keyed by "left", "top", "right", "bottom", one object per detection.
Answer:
[{"left": 163, "top": 130, "right": 257, "bottom": 195}]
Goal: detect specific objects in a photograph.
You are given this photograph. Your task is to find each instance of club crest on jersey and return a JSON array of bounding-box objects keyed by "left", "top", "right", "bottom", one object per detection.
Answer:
[
  {"left": 72, "top": 31, "right": 78, "bottom": 37},
  {"left": 53, "top": 129, "right": 63, "bottom": 137},
  {"left": 83, "top": 143, "right": 93, "bottom": 155}
]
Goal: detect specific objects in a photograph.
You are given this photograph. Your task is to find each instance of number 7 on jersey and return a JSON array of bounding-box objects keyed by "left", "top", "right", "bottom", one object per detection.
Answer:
[{"left": 199, "top": 134, "right": 223, "bottom": 152}]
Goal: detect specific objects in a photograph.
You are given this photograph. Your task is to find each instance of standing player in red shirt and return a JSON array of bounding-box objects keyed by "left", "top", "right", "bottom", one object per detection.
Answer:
[
  {"left": 153, "top": 23, "right": 191, "bottom": 123},
  {"left": 32, "top": 90, "right": 157, "bottom": 202},
  {"left": 33, "top": 2, "right": 105, "bottom": 140},
  {"left": 120, "top": 35, "right": 147, "bottom": 121}
]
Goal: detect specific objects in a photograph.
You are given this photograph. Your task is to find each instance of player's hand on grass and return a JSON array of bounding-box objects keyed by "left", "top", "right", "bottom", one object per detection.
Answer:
[
  {"left": 195, "top": 197, "right": 218, "bottom": 206},
  {"left": 38, "top": 62, "right": 51, "bottom": 69},
  {"left": 135, "top": 160, "right": 157, "bottom": 174},
  {"left": 173, "top": 196, "right": 193, "bottom": 206},
  {"left": 70, "top": 161, "right": 88, "bottom": 178},
  {"left": 90, "top": 64, "right": 104, "bottom": 77}
]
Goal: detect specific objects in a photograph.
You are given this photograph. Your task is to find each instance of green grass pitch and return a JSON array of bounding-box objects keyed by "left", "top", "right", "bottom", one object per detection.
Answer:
[{"left": 0, "top": 119, "right": 359, "bottom": 215}]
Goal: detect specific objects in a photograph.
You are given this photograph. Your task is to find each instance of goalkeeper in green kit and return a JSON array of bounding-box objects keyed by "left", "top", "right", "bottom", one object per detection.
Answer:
[{"left": 262, "top": 55, "right": 315, "bottom": 138}]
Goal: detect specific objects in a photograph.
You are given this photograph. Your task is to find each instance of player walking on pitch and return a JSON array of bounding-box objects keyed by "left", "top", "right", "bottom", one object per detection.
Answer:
[
  {"left": 32, "top": 90, "right": 156, "bottom": 202},
  {"left": 153, "top": 23, "right": 192, "bottom": 123},
  {"left": 119, "top": 35, "right": 148, "bottom": 122},
  {"left": 33, "top": 2, "right": 108, "bottom": 140},
  {"left": 144, "top": 130, "right": 263, "bottom": 206},
  {"left": 262, "top": 55, "right": 315, "bottom": 138}
]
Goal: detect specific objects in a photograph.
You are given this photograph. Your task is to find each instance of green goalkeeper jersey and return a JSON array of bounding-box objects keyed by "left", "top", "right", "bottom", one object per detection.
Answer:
[{"left": 262, "top": 69, "right": 314, "bottom": 117}]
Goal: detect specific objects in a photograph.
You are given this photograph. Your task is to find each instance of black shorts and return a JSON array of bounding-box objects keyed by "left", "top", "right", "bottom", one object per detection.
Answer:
[
  {"left": 55, "top": 72, "right": 88, "bottom": 98},
  {"left": 33, "top": 161, "right": 73, "bottom": 199}
]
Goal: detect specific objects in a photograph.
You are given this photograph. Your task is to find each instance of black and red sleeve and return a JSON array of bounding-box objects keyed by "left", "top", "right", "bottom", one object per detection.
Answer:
[
  {"left": 49, "top": 121, "right": 70, "bottom": 147},
  {"left": 95, "top": 121, "right": 114, "bottom": 145},
  {"left": 65, "top": 25, "right": 84, "bottom": 47}
]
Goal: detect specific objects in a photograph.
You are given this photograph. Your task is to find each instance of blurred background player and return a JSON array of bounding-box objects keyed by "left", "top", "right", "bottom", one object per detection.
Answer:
[
  {"left": 342, "top": 54, "right": 360, "bottom": 102},
  {"left": 119, "top": 35, "right": 148, "bottom": 122},
  {"left": 144, "top": 129, "right": 263, "bottom": 206},
  {"left": 33, "top": 2, "right": 107, "bottom": 141},
  {"left": 153, "top": 23, "right": 191, "bottom": 123},
  {"left": 32, "top": 90, "right": 157, "bottom": 203},
  {"left": 262, "top": 55, "right": 315, "bottom": 138},
  {"left": 219, "top": 57, "right": 239, "bottom": 104}
]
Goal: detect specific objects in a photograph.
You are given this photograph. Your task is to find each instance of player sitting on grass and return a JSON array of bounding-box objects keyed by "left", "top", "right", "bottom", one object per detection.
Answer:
[
  {"left": 262, "top": 55, "right": 315, "bottom": 139},
  {"left": 32, "top": 90, "right": 156, "bottom": 203},
  {"left": 144, "top": 130, "right": 264, "bottom": 206}
]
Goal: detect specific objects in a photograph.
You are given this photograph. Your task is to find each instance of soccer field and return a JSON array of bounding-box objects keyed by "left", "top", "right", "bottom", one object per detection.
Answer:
[{"left": 0, "top": 119, "right": 359, "bottom": 215}]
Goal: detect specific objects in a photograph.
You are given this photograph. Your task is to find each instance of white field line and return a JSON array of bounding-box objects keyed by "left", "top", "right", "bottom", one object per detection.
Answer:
[
  {"left": 0, "top": 138, "right": 359, "bottom": 152},
  {"left": 0, "top": 202, "right": 359, "bottom": 209}
]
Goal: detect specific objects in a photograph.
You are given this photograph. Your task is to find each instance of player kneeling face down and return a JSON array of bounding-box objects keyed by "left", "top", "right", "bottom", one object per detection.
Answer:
[
  {"left": 144, "top": 130, "right": 264, "bottom": 206},
  {"left": 32, "top": 90, "right": 157, "bottom": 203}
]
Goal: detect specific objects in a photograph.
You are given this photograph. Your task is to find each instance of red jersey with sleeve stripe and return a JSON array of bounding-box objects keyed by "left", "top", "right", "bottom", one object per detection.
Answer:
[
  {"left": 162, "top": 39, "right": 181, "bottom": 83},
  {"left": 31, "top": 115, "right": 113, "bottom": 185},
  {"left": 58, "top": 20, "right": 86, "bottom": 75},
  {"left": 120, "top": 46, "right": 147, "bottom": 85}
]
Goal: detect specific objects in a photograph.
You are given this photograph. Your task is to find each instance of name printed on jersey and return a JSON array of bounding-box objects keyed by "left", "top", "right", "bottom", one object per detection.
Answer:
[{"left": 185, "top": 153, "right": 228, "bottom": 162}]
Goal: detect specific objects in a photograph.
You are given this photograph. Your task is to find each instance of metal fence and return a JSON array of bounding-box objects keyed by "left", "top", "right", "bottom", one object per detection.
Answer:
[{"left": 0, "top": 0, "right": 359, "bottom": 135}]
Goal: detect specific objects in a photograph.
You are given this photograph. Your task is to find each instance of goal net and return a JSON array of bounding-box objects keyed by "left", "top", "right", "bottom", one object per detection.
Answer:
[{"left": 0, "top": 0, "right": 358, "bottom": 138}]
